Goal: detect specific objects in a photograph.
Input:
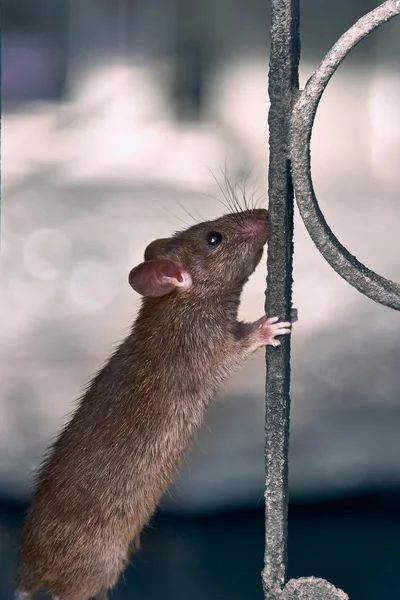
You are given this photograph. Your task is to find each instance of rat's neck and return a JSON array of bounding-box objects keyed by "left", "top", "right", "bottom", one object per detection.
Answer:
[
  {"left": 140, "top": 289, "right": 243, "bottom": 325},
  {"left": 129, "top": 292, "right": 244, "bottom": 357}
]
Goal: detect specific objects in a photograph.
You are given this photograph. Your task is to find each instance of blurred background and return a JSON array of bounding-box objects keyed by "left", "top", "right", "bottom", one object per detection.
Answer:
[{"left": 2, "top": 0, "right": 400, "bottom": 598}]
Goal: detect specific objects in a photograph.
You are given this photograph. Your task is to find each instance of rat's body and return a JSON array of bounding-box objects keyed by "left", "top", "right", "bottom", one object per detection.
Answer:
[{"left": 16, "top": 209, "right": 296, "bottom": 600}]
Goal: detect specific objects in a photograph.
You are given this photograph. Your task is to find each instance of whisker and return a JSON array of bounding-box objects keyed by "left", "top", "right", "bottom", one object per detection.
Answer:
[
  {"left": 221, "top": 170, "right": 242, "bottom": 216},
  {"left": 214, "top": 170, "right": 238, "bottom": 216},
  {"left": 237, "top": 178, "right": 249, "bottom": 211},
  {"left": 158, "top": 203, "right": 192, "bottom": 228},
  {"left": 246, "top": 173, "right": 266, "bottom": 209},
  {"left": 221, "top": 158, "right": 239, "bottom": 211},
  {"left": 192, "top": 205, "right": 207, "bottom": 222},
  {"left": 200, "top": 191, "right": 231, "bottom": 215},
  {"left": 200, "top": 161, "right": 232, "bottom": 214},
  {"left": 177, "top": 201, "right": 201, "bottom": 225},
  {"left": 234, "top": 163, "right": 252, "bottom": 211},
  {"left": 226, "top": 173, "right": 243, "bottom": 212},
  {"left": 253, "top": 192, "right": 266, "bottom": 209},
  {"left": 204, "top": 161, "right": 266, "bottom": 225},
  {"left": 203, "top": 167, "right": 230, "bottom": 211},
  {"left": 223, "top": 172, "right": 248, "bottom": 228}
]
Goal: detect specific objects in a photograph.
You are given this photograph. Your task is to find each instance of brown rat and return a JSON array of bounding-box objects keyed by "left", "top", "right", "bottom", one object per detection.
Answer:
[{"left": 16, "top": 208, "right": 297, "bottom": 600}]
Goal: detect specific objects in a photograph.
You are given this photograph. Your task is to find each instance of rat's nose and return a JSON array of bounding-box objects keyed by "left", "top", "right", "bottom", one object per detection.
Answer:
[{"left": 238, "top": 209, "right": 268, "bottom": 238}]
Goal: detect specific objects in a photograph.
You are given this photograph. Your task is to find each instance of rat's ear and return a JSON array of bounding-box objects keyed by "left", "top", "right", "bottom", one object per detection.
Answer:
[{"left": 129, "top": 259, "right": 192, "bottom": 297}]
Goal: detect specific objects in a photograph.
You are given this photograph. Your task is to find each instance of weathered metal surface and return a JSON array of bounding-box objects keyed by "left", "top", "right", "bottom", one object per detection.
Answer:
[
  {"left": 282, "top": 578, "right": 349, "bottom": 600},
  {"left": 290, "top": 0, "right": 400, "bottom": 311},
  {"left": 263, "top": 0, "right": 299, "bottom": 598},
  {"left": 264, "top": 1, "right": 399, "bottom": 599}
]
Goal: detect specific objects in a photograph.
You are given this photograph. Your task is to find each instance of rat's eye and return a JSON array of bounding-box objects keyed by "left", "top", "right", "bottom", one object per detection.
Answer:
[{"left": 206, "top": 231, "right": 223, "bottom": 248}]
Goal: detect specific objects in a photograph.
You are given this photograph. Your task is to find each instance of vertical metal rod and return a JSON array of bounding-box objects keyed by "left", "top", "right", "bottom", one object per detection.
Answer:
[{"left": 262, "top": 1, "right": 300, "bottom": 598}]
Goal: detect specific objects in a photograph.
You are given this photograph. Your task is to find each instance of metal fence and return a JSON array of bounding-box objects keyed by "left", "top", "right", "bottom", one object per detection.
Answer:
[{"left": 263, "top": 1, "right": 400, "bottom": 599}]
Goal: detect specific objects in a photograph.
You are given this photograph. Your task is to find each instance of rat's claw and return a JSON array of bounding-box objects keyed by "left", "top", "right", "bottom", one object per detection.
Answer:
[
  {"left": 277, "top": 329, "right": 291, "bottom": 335},
  {"left": 266, "top": 316, "right": 280, "bottom": 324}
]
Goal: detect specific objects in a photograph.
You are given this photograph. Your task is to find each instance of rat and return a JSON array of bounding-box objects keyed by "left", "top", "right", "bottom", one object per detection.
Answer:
[{"left": 16, "top": 207, "right": 297, "bottom": 600}]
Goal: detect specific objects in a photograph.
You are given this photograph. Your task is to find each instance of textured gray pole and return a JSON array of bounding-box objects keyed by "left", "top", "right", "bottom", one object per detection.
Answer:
[
  {"left": 263, "top": 1, "right": 399, "bottom": 599},
  {"left": 262, "top": 1, "right": 299, "bottom": 598},
  {"left": 290, "top": 0, "right": 400, "bottom": 311}
]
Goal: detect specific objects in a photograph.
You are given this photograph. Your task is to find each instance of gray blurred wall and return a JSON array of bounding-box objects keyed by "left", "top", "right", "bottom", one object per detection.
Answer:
[{"left": 1, "top": 0, "right": 400, "bottom": 511}]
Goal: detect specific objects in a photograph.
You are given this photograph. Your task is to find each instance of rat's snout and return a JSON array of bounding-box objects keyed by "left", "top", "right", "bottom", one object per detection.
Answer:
[{"left": 237, "top": 209, "right": 268, "bottom": 240}]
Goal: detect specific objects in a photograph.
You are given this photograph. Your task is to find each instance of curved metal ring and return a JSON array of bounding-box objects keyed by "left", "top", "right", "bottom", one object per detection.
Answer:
[{"left": 290, "top": 0, "right": 400, "bottom": 311}]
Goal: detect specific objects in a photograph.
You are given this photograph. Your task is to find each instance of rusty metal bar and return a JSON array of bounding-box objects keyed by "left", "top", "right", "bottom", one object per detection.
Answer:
[
  {"left": 290, "top": 0, "right": 400, "bottom": 311},
  {"left": 264, "top": 1, "right": 399, "bottom": 599},
  {"left": 263, "top": 1, "right": 299, "bottom": 598}
]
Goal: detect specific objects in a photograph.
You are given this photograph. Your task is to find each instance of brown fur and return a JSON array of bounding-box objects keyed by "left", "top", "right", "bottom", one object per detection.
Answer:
[{"left": 16, "top": 209, "right": 291, "bottom": 600}]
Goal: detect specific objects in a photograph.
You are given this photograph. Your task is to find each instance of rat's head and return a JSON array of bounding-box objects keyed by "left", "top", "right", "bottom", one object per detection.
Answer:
[{"left": 129, "top": 208, "right": 268, "bottom": 299}]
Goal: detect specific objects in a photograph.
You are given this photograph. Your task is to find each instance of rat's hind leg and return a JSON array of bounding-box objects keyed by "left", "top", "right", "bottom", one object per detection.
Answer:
[
  {"left": 55, "top": 590, "right": 109, "bottom": 600},
  {"left": 54, "top": 593, "right": 108, "bottom": 600},
  {"left": 15, "top": 590, "right": 32, "bottom": 600},
  {"left": 90, "top": 591, "right": 109, "bottom": 600}
]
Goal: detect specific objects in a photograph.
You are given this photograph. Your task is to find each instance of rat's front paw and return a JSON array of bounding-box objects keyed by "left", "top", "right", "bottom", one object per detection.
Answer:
[{"left": 256, "top": 315, "right": 292, "bottom": 347}]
